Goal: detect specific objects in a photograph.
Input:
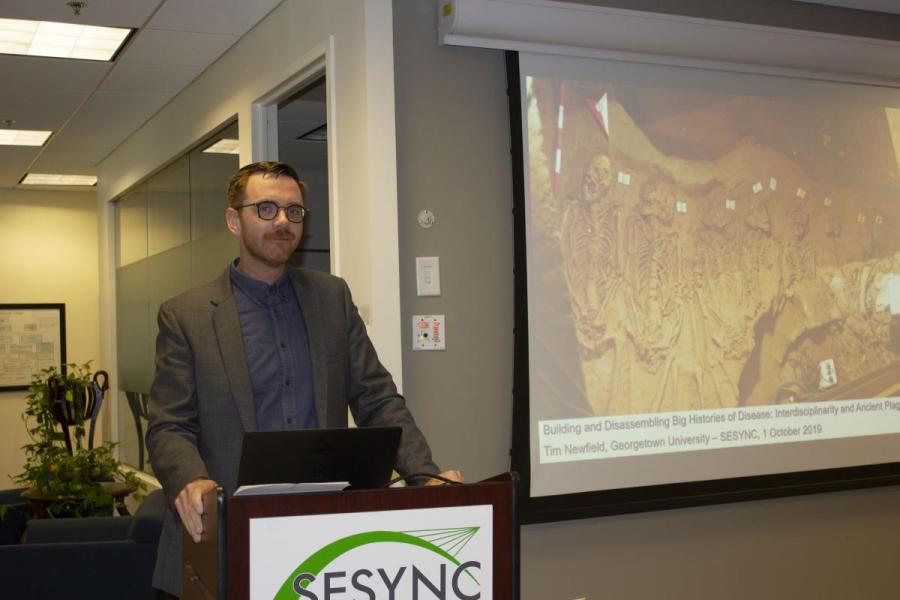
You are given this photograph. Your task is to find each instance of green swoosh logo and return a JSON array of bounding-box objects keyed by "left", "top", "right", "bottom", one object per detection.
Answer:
[{"left": 273, "top": 530, "right": 479, "bottom": 599}]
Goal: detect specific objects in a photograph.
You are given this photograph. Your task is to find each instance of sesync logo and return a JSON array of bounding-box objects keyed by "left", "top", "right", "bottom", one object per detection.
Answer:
[{"left": 272, "top": 528, "right": 483, "bottom": 600}]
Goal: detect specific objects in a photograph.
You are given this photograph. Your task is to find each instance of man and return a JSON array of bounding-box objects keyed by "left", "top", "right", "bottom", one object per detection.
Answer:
[{"left": 147, "top": 161, "right": 461, "bottom": 597}]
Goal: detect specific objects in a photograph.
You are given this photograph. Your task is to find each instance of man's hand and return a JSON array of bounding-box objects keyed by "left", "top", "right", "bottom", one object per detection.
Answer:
[
  {"left": 426, "top": 470, "right": 464, "bottom": 486},
  {"left": 175, "top": 478, "right": 218, "bottom": 543}
]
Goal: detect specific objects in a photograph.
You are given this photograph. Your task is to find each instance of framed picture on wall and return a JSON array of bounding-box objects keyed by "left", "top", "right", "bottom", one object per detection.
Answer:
[{"left": 0, "top": 304, "right": 66, "bottom": 391}]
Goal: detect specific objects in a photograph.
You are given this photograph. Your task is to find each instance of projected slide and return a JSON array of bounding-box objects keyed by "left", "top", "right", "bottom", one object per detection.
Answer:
[{"left": 521, "top": 54, "right": 900, "bottom": 496}]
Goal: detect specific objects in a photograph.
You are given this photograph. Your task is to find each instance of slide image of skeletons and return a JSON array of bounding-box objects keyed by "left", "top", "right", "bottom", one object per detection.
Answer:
[
  {"left": 777, "top": 208, "right": 817, "bottom": 308},
  {"left": 559, "top": 154, "right": 630, "bottom": 414},
  {"left": 527, "top": 75, "right": 900, "bottom": 416},
  {"left": 622, "top": 178, "right": 683, "bottom": 407}
]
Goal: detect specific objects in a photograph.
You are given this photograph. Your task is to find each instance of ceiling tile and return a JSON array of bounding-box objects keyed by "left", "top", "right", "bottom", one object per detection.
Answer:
[
  {"left": 34, "top": 141, "right": 111, "bottom": 170},
  {"left": 28, "top": 159, "right": 99, "bottom": 176},
  {"left": 0, "top": 0, "right": 158, "bottom": 28},
  {"left": 0, "top": 54, "right": 111, "bottom": 91},
  {"left": 118, "top": 28, "right": 239, "bottom": 67},
  {"left": 0, "top": 146, "right": 40, "bottom": 186},
  {"left": 279, "top": 143, "right": 328, "bottom": 165},
  {"left": 278, "top": 99, "right": 327, "bottom": 124},
  {"left": 0, "top": 0, "right": 290, "bottom": 191},
  {"left": 59, "top": 90, "right": 173, "bottom": 148},
  {"left": 99, "top": 62, "right": 203, "bottom": 94},
  {"left": 147, "top": 0, "right": 281, "bottom": 35},
  {"left": 0, "top": 87, "right": 91, "bottom": 130}
]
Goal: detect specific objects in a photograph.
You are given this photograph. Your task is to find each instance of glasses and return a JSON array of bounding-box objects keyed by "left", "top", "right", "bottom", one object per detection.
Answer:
[{"left": 233, "top": 201, "right": 309, "bottom": 223}]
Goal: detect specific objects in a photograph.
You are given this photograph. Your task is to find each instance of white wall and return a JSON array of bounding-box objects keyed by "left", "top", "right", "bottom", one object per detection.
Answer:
[
  {"left": 0, "top": 188, "right": 99, "bottom": 486},
  {"left": 97, "top": 0, "right": 403, "bottom": 402}
]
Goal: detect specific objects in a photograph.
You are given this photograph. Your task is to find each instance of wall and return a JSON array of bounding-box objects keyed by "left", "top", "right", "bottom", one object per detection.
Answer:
[
  {"left": 394, "top": 1, "right": 513, "bottom": 478},
  {"left": 392, "top": 2, "right": 900, "bottom": 598},
  {"left": 97, "top": 0, "right": 405, "bottom": 419},
  {"left": 0, "top": 188, "right": 99, "bottom": 486}
]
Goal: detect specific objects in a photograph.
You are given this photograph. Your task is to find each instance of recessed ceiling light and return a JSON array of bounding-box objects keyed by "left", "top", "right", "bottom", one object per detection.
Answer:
[
  {"left": 21, "top": 173, "right": 97, "bottom": 186},
  {"left": 202, "top": 138, "right": 240, "bottom": 155},
  {"left": 0, "top": 129, "right": 52, "bottom": 146},
  {"left": 0, "top": 18, "right": 131, "bottom": 61}
]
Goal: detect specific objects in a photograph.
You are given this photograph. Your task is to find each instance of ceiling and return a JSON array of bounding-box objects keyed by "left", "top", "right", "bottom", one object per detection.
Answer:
[
  {"left": 1, "top": 0, "right": 899, "bottom": 192},
  {"left": 0, "top": 0, "right": 281, "bottom": 190},
  {"left": 278, "top": 79, "right": 328, "bottom": 172}
]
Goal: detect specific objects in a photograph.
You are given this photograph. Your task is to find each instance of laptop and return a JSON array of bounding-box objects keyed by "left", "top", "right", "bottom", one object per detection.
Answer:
[{"left": 236, "top": 426, "right": 402, "bottom": 491}]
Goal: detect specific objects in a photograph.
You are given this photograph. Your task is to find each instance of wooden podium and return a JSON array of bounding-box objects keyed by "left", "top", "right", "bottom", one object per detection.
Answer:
[{"left": 182, "top": 475, "right": 516, "bottom": 599}]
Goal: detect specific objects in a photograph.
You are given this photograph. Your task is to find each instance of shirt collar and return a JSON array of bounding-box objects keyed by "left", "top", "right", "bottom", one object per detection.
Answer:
[{"left": 230, "top": 259, "right": 293, "bottom": 306}]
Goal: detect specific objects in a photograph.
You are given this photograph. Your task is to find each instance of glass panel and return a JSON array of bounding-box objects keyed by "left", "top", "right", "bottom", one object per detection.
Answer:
[
  {"left": 115, "top": 258, "right": 152, "bottom": 393},
  {"left": 117, "top": 390, "right": 150, "bottom": 472},
  {"left": 149, "top": 244, "right": 192, "bottom": 322},
  {"left": 116, "top": 185, "right": 147, "bottom": 268},
  {"left": 191, "top": 122, "right": 239, "bottom": 241},
  {"left": 192, "top": 228, "right": 239, "bottom": 285},
  {"left": 148, "top": 155, "right": 191, "bottom": 256},
  {"left": 113, "top": 119, "right": 241, "bottom": 474}
]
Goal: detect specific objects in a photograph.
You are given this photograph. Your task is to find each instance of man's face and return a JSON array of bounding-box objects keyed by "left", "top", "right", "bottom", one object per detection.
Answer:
[{"left": 226, "top": 173, "right": 304, "bottom": 271}]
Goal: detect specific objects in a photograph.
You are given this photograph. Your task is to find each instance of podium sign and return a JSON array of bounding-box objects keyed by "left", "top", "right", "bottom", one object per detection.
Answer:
[
  {"left": 184, "top": 478, "right": 516, "bottom": 599},
  {"left": 249, "top": 504, "right": 493, "bottom": 599}
]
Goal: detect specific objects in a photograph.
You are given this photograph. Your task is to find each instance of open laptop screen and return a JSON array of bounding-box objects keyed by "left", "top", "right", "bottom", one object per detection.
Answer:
[{"left": 236, "top": 426, "right": 401, "bottom": 490}]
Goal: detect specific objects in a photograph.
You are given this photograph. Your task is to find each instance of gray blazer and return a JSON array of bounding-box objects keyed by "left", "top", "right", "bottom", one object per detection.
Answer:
[{"left": 146, "top": 267, "right": 439, "bottom": 595}]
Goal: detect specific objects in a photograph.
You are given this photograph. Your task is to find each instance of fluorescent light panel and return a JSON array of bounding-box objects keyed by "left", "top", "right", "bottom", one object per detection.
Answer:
[
  {"left": 21, "top": 173, "right": 97, "bottom": 186},
  {"left": 0, "top": 18, "right": 130, "bottom": 61},
  {"left": 0, "top": 129, "right": 52, "bottom": 146},
  {"left": 203, "top": 138, "right": 240, "bottom": 154}
]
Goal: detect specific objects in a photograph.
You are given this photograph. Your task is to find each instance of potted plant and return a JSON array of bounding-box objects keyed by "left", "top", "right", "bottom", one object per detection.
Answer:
[{"left": 14, "top": 362, "right": 144, "bottom": 518}]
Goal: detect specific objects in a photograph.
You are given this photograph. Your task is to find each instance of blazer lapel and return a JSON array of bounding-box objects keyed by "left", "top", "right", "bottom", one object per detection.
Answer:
[
  {"left": 290, "top": 269, "right": 329, "bottom": 426},
  {"left": 210, "top": 270, "right": 258, "bottom": 431}
]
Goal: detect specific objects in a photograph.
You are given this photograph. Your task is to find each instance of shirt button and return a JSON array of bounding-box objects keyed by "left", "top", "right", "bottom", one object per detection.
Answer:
[
  {"left": 285, "top": 380, "right": 291, "bottom": 387},
  {"left": 281, "top": 342, "right": 286, "bottom": 348}
]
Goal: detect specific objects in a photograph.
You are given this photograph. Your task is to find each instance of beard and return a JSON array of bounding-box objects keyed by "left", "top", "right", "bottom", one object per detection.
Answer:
[{"left": 243, "top": 230, "right": 301, "bottom": 268}]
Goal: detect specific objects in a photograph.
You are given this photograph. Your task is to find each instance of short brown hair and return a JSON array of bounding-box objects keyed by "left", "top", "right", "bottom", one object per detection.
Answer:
[{"left": 226, "top": 161, "right": 308, "bottom": 207}]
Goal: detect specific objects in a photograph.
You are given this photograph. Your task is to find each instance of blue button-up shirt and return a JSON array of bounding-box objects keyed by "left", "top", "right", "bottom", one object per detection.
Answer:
[{"left": 230, "top": 262, "right": 318, "bottom": 430}]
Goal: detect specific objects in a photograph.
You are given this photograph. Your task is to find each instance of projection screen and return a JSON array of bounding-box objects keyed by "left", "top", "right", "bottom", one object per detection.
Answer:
[{"left": 513, "top": 51, "right": 900, "bottom": 507}]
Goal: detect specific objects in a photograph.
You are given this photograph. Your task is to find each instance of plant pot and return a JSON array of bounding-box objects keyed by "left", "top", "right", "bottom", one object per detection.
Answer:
[{"left": 22, "top": 482, "right": 135, "bottom": 519}]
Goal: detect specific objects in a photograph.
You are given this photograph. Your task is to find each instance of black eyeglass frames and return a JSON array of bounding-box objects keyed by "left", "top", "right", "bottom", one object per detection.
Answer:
[{"left": 233, "top": 201, "right": 309, "bottom": 223}]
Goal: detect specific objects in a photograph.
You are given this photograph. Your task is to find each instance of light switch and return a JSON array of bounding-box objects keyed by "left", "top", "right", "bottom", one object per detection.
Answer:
[
  {"left": 412, "top": 315, "right": 446, "bottom": 351},
  {"left": 416, "top": 256, "right": 441, "bottom": 297}
]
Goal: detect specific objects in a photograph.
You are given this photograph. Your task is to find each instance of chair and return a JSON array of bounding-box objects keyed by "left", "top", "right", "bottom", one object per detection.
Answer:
[
  {"left": 126, "top": 390, "right": 151, "bottom": 471},
  {"left": 0, "top": 488, "right": 166, "bottom": 599},
  {"left": 0, "top": 487, "right": 28, "bottom": 545}
]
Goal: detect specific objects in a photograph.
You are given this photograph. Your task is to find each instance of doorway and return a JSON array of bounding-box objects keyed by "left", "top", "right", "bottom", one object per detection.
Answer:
[{"left": 276, "top": 77, "right": 330, "bottom": 273}]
